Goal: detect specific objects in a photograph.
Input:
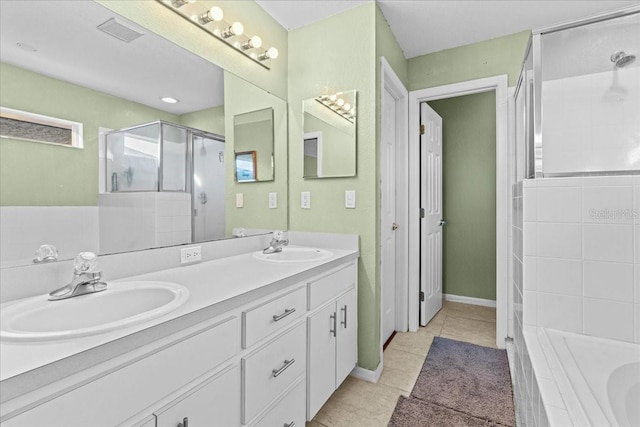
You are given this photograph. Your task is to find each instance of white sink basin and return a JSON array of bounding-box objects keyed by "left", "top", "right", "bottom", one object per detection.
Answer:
[
  {"left": 253, "top": 247, "right": 333, "bottom": 263},
  {"left": 0, "top": 281, "right": 189, "bottom": 342}
]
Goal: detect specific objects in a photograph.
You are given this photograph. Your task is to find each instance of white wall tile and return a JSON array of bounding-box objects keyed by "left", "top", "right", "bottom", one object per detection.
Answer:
[
  {"left": 636, "top": 304, "right": 640, "bottom": 343},
  {"left": 584, "top": 261, "right": 633, "bottom": 302},
  {"left": 524, "top": 291, "right": 537, "bottom": 325},
  {"left": 635, "top": 227, "right": 640, "bottom": 264},
  {"left": 634, "top": 185, "right": 640, "bottom": 226},
  {"left": 583, "top": 298, "right": 634, "bottom": 342},
  {"left": 525, "top": 222, "right": 538, "bottom": 256},
  {"left": 537, "top": 258, "right": 582, "bottom": 296},
  {"left": 537, "top": 223, "right": 582, "bottom": 259},
  {"left": 582, "top": 176, "right": 634, "bottom": 187},
  {"left": 635, "top": 265, "right": 640, "bottom": 304},
  {"left": 537, "top": 187, "right": 581, "bottom": 222},
  {"left": 584, "top": 224, "right": 633, "bottom": 263},
  {"left": 537, "top": 293, "right": 582, "bottom": 333},
  {"left": 537, "top": 178, "right": 582, "bottom": 187},
  {"left": 524, "top": 188, "right": 537, "bottom": 222},
  {"left": 524, "top": 256, "right": 537, "bottom": 291},
  {"left": 583, "top": 186, "right": 633, "bottom": 224}
]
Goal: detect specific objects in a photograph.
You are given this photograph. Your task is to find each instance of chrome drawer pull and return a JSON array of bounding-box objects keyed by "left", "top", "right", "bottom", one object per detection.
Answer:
[
  {"left": 178, "top": 417, "right": 188, "bottom": 427},
  {"left": 284, "top": 422, "right": 295, "bottom": 427},
  {"left": 341, "top": 305, "right": 347, "bottom": 328},
  {"left": 273, "top": 308, "right": 296, "bottom": 322},
  {"left": 330, "top": 313, "right": 337, "bottom": 337},
  {"left": 272, "top": 358, "right": 295, "bottom": 377}
]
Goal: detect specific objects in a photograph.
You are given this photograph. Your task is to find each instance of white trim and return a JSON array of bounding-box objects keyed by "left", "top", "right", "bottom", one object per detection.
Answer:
[
  {"left": 408, "top": 75, "right": 509, "bottom": 349},
  {"left": 380, "top": 57, "right": 409, "bottom": 343},
  {"left": 444, "top": 293, "right": 496, "bottom": 308},
  {"left": 303, "top": 131, "right": 323, "bottom": 177},
  {"left": 349, "top": 363, "right": 382, "bottom": 383}
]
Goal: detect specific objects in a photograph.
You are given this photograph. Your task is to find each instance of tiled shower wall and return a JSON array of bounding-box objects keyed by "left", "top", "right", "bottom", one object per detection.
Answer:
[{"left": 522, "top": 176, "right": 640, "bottom": 343}]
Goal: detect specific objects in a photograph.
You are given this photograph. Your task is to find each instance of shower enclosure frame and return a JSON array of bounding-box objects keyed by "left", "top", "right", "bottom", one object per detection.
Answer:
[
  {"left": 531, "top": 5, "right": 640, "bottom": 178},
  {"left": 104, "top": 120, "right": 225, "bottom": 243}
]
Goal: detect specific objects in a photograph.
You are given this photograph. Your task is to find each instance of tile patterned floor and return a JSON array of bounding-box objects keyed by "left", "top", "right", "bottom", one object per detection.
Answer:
[{"left": 307, "top": 301, "right": 497, "bottom": 427}]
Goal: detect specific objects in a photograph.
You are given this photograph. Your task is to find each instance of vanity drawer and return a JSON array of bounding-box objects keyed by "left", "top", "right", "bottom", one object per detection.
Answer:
[
  {"left": 242, "top": 286, "right": 306, "bottom": 348},
  {"left": 307, "top": 261, "right": 357, "bottom": 310},
  {"left": 241, "top": 322, "right": 306, "bottom": 424},
  {"left": 252, "top": 377, "right": 305, "bottom": 427}
]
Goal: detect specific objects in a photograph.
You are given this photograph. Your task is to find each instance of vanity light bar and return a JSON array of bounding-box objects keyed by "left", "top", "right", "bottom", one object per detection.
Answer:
[
  {"left": 157, "top": 0, "right": 277, "bottom": 70},
  {"left": 315, "top": 94, "right": 355, "bottom": 123}
]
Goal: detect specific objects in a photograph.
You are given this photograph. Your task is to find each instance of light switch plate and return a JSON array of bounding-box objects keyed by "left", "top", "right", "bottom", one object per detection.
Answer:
[
  {"left": 345, "top": 190, "right": 356, "bottom": 208},
  {"left": 236, "top": 193, "right": 244, "bottom": 208},
  {"left": 268, "top": 192, "right": 277, "bottom": 209},
  {"left": 301, "top": 191, "right": 311, "bottom": 209},
  {"left": 180, "top": 246, "right": 201, "bottom": 264}
]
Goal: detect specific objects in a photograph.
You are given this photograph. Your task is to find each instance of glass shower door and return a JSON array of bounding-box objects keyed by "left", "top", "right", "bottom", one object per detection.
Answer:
[{"left": 192, "top": 134, "right": 226, "bottom": 242}]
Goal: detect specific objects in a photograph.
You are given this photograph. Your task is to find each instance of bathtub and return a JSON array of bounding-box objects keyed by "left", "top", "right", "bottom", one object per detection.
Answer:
[{"left": 540, "top": 328, "right": 640, "bottom": 427}]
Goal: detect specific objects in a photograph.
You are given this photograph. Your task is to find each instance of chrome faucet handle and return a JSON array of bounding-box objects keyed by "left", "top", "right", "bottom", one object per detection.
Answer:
[
  {"left": 73, "top": 252, "right": 98, "bottom": 275},
  {"left": 33, "top": 244, "right": 59, "bottom": 263}
]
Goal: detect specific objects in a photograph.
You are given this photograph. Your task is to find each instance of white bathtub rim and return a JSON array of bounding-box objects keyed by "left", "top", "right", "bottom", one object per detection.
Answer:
[{"left": 540, "top": 328, "right": 640, "bottom": 427}]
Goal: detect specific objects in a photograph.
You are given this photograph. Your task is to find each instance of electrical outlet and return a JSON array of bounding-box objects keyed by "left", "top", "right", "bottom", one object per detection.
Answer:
[
  {"left": 301, "top": 191, "right": 311, "bottom": 209},
  {"left": 236, "top": 193, "right": 244, "bottom": 208},
  {"left": 180, "top": 246, "right": 201, "bottom": 264},
  {"left": 269, "top": 192, "right": 277, "bottom": 209},
  {"left": 345, "top": 190, "right": 356, "bottom": 208}
]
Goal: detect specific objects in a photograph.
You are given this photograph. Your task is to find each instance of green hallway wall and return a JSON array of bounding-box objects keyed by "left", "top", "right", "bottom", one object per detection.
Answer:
[{"left": 428, "top": 92, "right": 497, "bottom": 301}]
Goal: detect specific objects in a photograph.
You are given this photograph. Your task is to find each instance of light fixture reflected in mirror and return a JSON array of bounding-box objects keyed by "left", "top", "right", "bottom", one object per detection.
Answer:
[{"left": 157, "top": 0, "right": 279, "bottom": 70}]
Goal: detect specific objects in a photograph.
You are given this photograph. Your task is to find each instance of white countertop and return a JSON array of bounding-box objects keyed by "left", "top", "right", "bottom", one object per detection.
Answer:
[{"left": 0, "top": 245, "right": 358, "bottom": 386}]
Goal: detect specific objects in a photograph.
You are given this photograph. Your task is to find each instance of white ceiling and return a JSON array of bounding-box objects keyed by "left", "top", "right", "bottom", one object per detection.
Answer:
[
  {"left": 257, "top": 0, "right": 640, "bottom": 58},
  {"left": 0, "top": 0, "right": 224, "bottom": 115}
]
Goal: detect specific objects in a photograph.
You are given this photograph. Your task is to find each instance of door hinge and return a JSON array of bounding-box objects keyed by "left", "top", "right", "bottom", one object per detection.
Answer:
[
  {"left": 420, "top": 208, "right": 425, "bottom": 218},
  {"left": 419, "top": 291, "right": 425, "bottom": 302},
  {"left": 420, "top": 124, "right": 425, "bottom": 135}
]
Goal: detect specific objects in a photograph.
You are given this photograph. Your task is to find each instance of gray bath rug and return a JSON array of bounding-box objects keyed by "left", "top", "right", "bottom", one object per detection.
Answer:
[
  {"left": 388, "top": 396, "right": 501, "bottom": 427},
  {"left": 389, "top": 337, "right": 515, "bottom": 426}
]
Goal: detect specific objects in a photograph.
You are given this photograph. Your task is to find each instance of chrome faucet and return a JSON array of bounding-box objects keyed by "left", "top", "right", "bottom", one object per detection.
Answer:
[
  {"left": 49, "top": 252, "right": 107, "bottom": 301},
  {"left": 263, "top": 231, "right": 289, "bottom": 254}
]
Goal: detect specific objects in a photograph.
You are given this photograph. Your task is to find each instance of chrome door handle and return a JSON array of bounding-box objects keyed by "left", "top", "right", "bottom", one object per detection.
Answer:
[
  {"left": 392, "top": 222, "right": 398, "bottom": 231},
  {"left": 284, "top": 422, "right": 295, "bottom": 427},
  {"left": 273, "top": 308, "right": 296, "bottom": 322},
  {"left": 178, "top": 417, "right": 188, "bottom": 427},
  {"left": 439, "top": 219, "right": 447, "bottom": 226},
  {"left": 330, "top": 312, "right": 337, "bottom": 337},
  {"left": 341, "top": 305, "right": 347, "bottom": 328},
  {"left": 272, "top": 359, "right": 295, "bottom": 377}
]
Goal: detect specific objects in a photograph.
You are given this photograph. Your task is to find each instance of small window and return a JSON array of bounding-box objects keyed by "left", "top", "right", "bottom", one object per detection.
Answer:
[{"left": 0, "top": 107, "right": 83, "bottom": 148}]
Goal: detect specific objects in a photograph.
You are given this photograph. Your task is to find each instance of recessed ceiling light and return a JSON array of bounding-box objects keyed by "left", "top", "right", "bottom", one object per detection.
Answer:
[
  {"left": 16, "top": 42, "right": 37, "bottom": 52},
  {"left": 161, "top": 97, "right": 179, "bottom": 104}
]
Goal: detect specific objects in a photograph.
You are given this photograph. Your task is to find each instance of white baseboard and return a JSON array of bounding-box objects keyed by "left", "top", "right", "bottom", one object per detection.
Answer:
[
  {"left": 444, "top": 293, "right": 496, "bottom": 308},
  {"left": 349, "top": 362, "right": 382, "bottom": 383}
]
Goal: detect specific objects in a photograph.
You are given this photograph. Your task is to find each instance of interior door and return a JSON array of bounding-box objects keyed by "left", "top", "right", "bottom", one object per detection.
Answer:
[
  {"left": 381, "top": 85, "right": 397, "bottom": 344},
  {"left": 419, "top": 103, "right": 443, "bottom": 326}
]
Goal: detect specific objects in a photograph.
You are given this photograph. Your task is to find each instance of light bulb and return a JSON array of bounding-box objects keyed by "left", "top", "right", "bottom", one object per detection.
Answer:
[
  {"left": 222, "top": 21, "right": 243, "bottom": 38},
  {"left": 199, "top": 6, "right": 223, "bottom": 24},
  {"left": 342, "top": 103, "right": 351, "bottom": 112},
  {"left": 336, "top": 98, "right": 345, "bottom": 107},
  {"left": 241, "top": 35, "right": 262, "bottom": 50},
  {"left": 329, "top": 94, "right": 337, "bottom": 102},
  {"left": 258, "top": 47, "right": 279, "bottom": 61}
]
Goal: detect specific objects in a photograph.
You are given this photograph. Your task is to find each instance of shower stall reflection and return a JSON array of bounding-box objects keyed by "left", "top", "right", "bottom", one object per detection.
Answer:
[{"left": 100, "top": 121, "right": 225, "bottom": 254}]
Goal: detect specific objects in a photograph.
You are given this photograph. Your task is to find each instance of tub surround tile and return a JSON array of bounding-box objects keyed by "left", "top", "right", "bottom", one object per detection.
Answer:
[
  {"left": 635, "top": 304, "right": 640, "bottom": 343},
  {"left": 524, "top": 222, "right": 537, "bottom": 256},
  {"left": 583, "top": 298, "right": 634, "bottom": 342},
  {"left": 536, "top": 178, "right": 582, "bottom": 187},
  {"left": 583, "top": 261, "right": 633, "bottom": 302},
  {"left": 536, "top": 258, "right": 582, "bottom": 296},
  {"left": 583, "top": 185, "right": 634, "bottom": 224},
  {"left": 635, "top": 227, "right": 640, "bottom": 264},
  {"left": 536, "top": 187, "right": 581, "bottom": 223},
  {"left": 634, "top": 185, "right": 640, "bottom": 226},
  {"left": 537, "top": 223, "right": 582, "bottom": 259},
  {"left": 524, "top": 257, "right": 537, "bottom": 291},
  {"left": 524, "top": 188, "right": 537, "bottom": 222},
  {"left": 522, "top": 179, "right": 537, "bottom": 188},
  {"left": 537, "top": 293, "right": 582, "bottom": 333},
  {"left": 635, "top": 266, "right": 640, "bottom": 304},
  {"left": 584, "top": 224, "right": 633, "bottom": 263},
  {"left": 582, "top": 175, "right": 634, "bottom": 187},
  {"left": 523, "top": 291, "right": 537, "bottom": 326}
]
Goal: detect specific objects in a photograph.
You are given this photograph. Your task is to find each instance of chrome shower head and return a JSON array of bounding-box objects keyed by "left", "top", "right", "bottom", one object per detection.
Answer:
[{"left": 611, "top": 51, "right": 636, "bottom": 68}]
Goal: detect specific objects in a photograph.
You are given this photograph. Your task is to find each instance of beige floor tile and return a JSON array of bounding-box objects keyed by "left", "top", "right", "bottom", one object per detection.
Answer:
[
  {"left": 422, "top": 308, "right": 447, "bottom": 334},
  {"left": 378, "top": 347, "right": 425, "bottom": 394},
  {"left": 445, "top": 301, "right": 497, "bottom": 323},
  {"left": 387, "top": 329, "right": 435, "bottom": 357},
  {"left": 306, "top": 420, "right": 329, "bottom": 427},
  {"left": 440, "top": 315, "right": 496, "bottom": 346},
  {"left": 313, "top": 377, "right": 403, "bottom": 427}
]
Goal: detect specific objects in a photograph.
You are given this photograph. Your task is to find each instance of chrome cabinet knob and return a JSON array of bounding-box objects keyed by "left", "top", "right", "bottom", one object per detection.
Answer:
[{"left": 392, "top": 223, "right": 398, "bottom": 231}]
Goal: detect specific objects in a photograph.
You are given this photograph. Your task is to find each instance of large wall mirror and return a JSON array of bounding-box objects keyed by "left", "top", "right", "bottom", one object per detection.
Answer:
[
  {"left": 303, "top": 90, "right": 357, "bottom": 178},
  {"left": 0, "top": 0, "right": 288, "bottom": 267}
]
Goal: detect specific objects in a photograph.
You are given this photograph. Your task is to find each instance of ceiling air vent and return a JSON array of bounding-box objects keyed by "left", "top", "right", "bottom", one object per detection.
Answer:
[{"left": 97, "top": 18, "right": 144, "bottom": 43}]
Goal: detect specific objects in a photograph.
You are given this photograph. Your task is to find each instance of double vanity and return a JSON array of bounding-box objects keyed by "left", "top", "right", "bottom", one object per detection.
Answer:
[{"left": 0, "top": 233, "right": 359, "bottom": 426}]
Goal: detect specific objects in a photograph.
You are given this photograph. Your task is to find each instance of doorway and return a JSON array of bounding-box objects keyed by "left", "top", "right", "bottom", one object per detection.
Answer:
[{"left": 409, "top": 76, "right": 509, "bottom": 348}]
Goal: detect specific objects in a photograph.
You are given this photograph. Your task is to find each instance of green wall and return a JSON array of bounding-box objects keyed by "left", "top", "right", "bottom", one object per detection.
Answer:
[
  {"left": 408, "top": 30, "right": 530, "bottom": 90},
  {"left": 0, "top": 62, "right": 178, "bottom": 206},
  {"left": 428, "top": 93, "right": 497, "bottom": 300},
  {"left": 180, "top": 105, "right": 225, "bottom": 136},
  {"left": 288, "top": 3, "right": 379, "bottom": 371},
  {"left": 97, "top": 0, "right": 288, "bottom": 100}
]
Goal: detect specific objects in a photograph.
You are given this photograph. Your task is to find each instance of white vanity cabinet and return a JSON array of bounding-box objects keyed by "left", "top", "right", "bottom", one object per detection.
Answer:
[{"left": 306, "top": 262, "right": 358, "bottom": 420}]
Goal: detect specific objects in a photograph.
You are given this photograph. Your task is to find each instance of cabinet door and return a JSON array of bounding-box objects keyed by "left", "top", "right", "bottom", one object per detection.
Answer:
[
  {"left": 307, "top": 303, "right": 337, "bottom": 420},
  {"left": 155, "top": 366, "right": 240, "bottom": 427},
  {"left": 336, "top": 289, "right": 357, "bottom": 386}
]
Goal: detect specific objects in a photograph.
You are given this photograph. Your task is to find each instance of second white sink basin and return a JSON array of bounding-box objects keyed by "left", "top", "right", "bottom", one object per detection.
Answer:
[
  {"left": 253, "top": 247, "right": 333, "bottom": 263},
  {"left": 0, "top": 281, "right": 189, "bottom": 342}
]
